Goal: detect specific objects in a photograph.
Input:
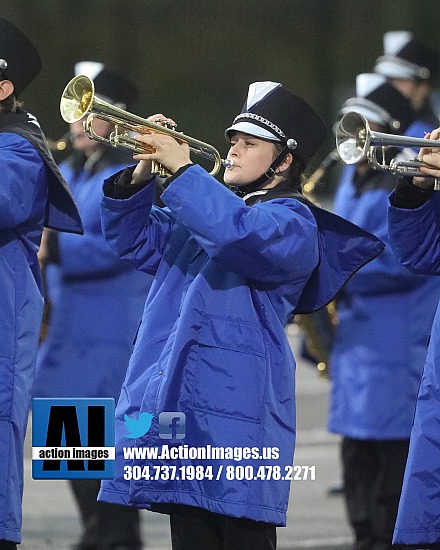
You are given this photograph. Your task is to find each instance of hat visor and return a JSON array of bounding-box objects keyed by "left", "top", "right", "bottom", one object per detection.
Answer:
[
  {"left": 374, "top": 59, "right": 419, "bottom": 80},
  {"left": 224, "top": 121, "right": 281, "bottom": 141}
]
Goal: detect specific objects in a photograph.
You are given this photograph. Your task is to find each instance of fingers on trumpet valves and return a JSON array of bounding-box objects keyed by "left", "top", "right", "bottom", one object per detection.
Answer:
[
  {"left": 155, "top": 117, "right": 177, "bottom": 130},
  {"left": 149, "top": 114, "right": 177, "bottom": 129}
]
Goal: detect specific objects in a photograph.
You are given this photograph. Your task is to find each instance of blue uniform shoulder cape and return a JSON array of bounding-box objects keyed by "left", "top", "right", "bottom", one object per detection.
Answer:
[
  {"left": 244, "top": 187, "right": 385, "bottom": 314},
  {"left": 0, "top": 110, "right": 83, "bottom": 234}
]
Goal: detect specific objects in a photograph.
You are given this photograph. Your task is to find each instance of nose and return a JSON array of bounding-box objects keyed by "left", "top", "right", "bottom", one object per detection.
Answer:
[{"left": 229, "top": 142, "right": 240, "bottom": 156}]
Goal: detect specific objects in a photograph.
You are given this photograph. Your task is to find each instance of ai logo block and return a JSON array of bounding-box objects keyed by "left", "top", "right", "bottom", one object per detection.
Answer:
[{"left": 32, "top": 398, "right": 115, "bottom": 480}]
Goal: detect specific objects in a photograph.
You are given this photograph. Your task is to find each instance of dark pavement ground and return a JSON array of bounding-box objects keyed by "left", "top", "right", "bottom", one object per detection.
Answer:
[{"left": 20, "top": 327, "right": 353, "bottom": 550}]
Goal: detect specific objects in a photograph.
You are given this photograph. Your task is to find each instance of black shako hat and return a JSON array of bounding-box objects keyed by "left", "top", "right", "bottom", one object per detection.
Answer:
[
  {"left": 374, "top": 31, "right": 440, "bottom": 82},
  {"left": 225, "top": 81, "right": 327, "bottom": 167},
  {"left": 74, "top": 61, "right": 138, "bottom": 110},
  {"left": 0, "top": 17, "right": 41, "bottom": 97},
  {"left": 339, "top": 73, "right": 415, "bottom": 134}
]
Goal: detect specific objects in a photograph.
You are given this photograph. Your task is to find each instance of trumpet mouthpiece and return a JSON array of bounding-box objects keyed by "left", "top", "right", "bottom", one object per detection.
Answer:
[{"left": 222, "top": 159, "right": 234, "bottom": 169}]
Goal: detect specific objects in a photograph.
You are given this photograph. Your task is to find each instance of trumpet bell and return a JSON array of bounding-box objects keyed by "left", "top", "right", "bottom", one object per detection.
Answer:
[
  {"left": 60, "top": 74, "right": 95, "bottom": 124},
  {"left": 336, "top": 111, "right": 369, "bottom": 164}
]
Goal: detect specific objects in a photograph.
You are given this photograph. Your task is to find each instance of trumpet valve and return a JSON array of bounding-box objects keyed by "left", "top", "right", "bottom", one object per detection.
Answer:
[{"left": 154, "top": 118, "right": 177, "bottom": 131}]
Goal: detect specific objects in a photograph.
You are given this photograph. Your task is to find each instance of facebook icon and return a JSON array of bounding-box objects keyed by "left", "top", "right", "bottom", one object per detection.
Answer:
[{"left": 159, "top": 412, "right": 186, "bottom": 440}]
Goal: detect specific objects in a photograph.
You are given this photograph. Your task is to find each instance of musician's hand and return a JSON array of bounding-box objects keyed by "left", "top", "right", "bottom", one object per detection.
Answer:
[
  {"left": 129, "top": 114, "right": 166, "bottom": 183},
  {"left": 131, "top": 114, "right": 191, "bottom": 178},
  {"left": 413, "top": 127, "right": 440, "bottom": 189},
  {"left": 133, "top": 133, "right": 191, "bottom": 174}
]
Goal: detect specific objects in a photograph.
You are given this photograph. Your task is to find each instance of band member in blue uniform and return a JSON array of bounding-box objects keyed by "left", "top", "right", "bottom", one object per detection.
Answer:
[
  {"left": 33, "top": 63, "right": 151, "bottom": 550},
  {"left": 328, "top": 73, "right": 440, "bottom": 550},
  {"left": 96, "top": 81, "right": 384, "bottom": 550},
  {"left": 0, "top": 17, "right": 82, "bottom": 550}
]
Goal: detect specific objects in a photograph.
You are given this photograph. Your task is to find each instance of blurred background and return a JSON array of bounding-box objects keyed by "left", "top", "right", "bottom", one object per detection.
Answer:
[{"left": 3, "top": 0, "right": 440, "bottom": 195}]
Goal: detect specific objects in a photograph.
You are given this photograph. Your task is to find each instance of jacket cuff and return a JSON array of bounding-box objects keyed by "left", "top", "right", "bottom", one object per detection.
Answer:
[
  {"left": 164, "top": 164, "right": 193, "bottom": 186},
  {"left": 104, "top": 166, "right": 155, "bottom": 199},
  {"left": 389, "top": 177, "right": 435, "bottom": 209}
]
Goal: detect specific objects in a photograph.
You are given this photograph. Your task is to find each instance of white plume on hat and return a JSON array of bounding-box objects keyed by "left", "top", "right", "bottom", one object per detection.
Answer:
[
  {"left": 356, "top": 73, "right": 387, "bottom": 98},
  {"left": 74, "top": 61, "right": 105, "bottom": 79},
  {"left": 245, "top": 82, "right": 281, "bottom": 109},
  {"left": 383, "top": 31, "right": 413, "bottom": 55}
]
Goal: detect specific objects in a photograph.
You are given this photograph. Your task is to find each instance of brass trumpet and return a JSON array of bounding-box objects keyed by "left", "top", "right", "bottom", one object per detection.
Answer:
[
  {"left": 336, "top": 111, "right": 440, "bottom": 189},
  {"left": 60, "top": 74, "right": 231, "bottom": 176}
]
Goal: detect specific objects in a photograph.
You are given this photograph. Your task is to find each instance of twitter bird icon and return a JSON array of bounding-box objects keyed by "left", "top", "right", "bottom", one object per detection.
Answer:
[{"left": 124, "top": 412, "right": 154, "bottom": 439}]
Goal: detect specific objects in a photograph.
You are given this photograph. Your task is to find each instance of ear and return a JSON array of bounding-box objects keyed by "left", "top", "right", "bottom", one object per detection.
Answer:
[
  {"left": 0, "top": 80, "right": 15, "bottom": 101},
  {"left": 278, "top": 152, "right": 293, "bottom": 172}
]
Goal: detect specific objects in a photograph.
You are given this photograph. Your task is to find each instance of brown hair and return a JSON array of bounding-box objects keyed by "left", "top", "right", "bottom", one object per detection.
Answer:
[{"left": 274, "top": 142, "right": 305, "bottom": 192}]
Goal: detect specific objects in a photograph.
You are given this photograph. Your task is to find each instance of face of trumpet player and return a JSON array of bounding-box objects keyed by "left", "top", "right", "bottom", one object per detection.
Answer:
[
  {"left": 223, "top": 131, "right": 293, "bottom": 189},
  {"left": 69, "top": 116, "right": 113, "bottom": 156}
]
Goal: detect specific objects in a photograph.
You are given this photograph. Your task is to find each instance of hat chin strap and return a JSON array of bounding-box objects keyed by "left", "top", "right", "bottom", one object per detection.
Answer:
[{"left": 231, "top": 139, "right": 297, "bottom": 196}]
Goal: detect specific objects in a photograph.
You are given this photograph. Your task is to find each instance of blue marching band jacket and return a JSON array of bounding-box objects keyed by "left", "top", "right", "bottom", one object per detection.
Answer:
[
  {"left": 389, "top": 191, "right": 440, "bottom": 546},
  {"left": 0, "top": 110, "right": 82, "bottom": 542},
  {"left": 97, "top": 164, "right": 383, "bottom": 526}
]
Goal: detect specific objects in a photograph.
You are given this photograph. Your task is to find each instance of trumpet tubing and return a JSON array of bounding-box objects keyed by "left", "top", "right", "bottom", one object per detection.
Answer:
[
  {"left": 60, "top": 74, "right": 227, "bottom": 177},
  {"left": 336, "top": 111, "right": 440, "bottom": 189}
]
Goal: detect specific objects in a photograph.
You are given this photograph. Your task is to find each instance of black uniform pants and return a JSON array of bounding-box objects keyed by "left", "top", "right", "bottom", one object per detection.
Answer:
[
  {"left": 69, "top": 479, "right": 142, "bottom": 550},
  {"left": 341, "top": 437, "right": 411, "bottom": 550},
  {"left": 169, "top": 504, "right": 277, "bottom": 550}
]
